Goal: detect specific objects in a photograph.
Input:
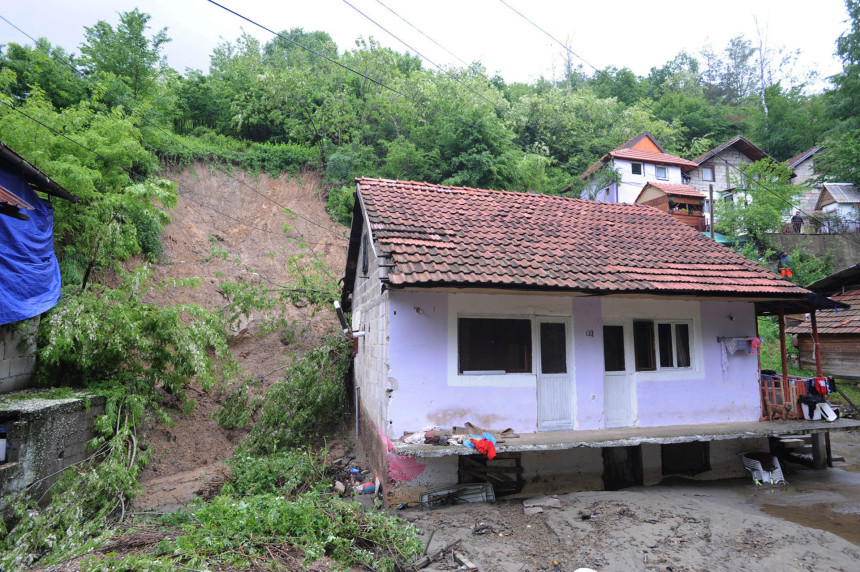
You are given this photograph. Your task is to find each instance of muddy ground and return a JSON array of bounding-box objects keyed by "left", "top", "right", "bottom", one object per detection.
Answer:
[
  {"left": 131, "top": 165, "right": 859, "bottom": 571},
  {"left": 401, "top": 434, "right": 860, "bottom": 571}
]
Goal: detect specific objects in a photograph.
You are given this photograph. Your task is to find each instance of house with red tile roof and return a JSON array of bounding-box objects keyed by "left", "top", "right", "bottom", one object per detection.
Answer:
[
  {"left": 634, "top": 181, "right": 706, "bottom": 230},
  {"left": 581, "top": 132, "right": 697, "bottom": 204},
  {"left": 342, "top": 177, "right": 851, "bottom": 500}
]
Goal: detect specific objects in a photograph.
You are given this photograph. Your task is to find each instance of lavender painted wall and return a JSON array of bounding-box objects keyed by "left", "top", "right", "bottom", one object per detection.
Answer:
[
  {"left": 386, "top": 291, "right": 539, "bottom": 437},
  {"left": 380, "top": 290, "right": 760, "bottom": 438},
  {"left": 638, "top": 302, "right": 761, "bottom": 427},
  {"left": 636, "top": 301, "right": 759, "bottom": 426},
  {"left": 571, "top": 297, "right": 604, "bottom": 429}
]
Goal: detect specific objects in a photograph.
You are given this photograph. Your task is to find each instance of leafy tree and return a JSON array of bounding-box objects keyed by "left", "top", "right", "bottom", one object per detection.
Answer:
[
  {"left": 79, "top": 8, "right": 170, "bottom": 100},
  {"left": 0, "top": 40, "right": 86, "bottom": 108},
  {"left": 714, "top": 159, "right": 801, "bottom": 241}
]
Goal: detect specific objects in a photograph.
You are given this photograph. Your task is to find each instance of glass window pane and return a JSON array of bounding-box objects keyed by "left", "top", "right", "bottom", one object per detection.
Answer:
[
  {"left": 603, "top": 325, "right": 625, "bottom": 372},
  {"left": 656, "top": 166, "right": 668, "bottom": 179},
  {"left": 540, "top": 322, "right": 567, "bottom": 374},
  {"left": 676, "top": 324, "right": 691, "bottom": 367},
  {"left": 633, "top": 320, "right": 656, "bottom": 371},
  {"left": 458, "top": 318, "right": 532, "bottom": 373},
  {"left": 658, "top": 323, "right": 674, "bottom": 367},
  {"left": 632, "top": 163, "right": 642, "bottom": 175}
]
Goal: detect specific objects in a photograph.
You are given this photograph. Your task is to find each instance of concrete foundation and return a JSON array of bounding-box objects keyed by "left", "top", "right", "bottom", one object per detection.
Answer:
[{"left": 0, "top": 394, "right": 105, "bottom": 509}]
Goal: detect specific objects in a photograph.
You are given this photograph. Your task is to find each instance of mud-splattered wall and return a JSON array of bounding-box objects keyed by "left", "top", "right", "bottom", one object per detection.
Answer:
[{"left": 0, "top": 395, "right": 105, "bottom": 508}]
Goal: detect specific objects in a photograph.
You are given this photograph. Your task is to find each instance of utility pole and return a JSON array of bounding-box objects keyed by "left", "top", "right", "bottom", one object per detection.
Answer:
[{"left": 709, "top": 184, "right": 715, "bottom": 240}]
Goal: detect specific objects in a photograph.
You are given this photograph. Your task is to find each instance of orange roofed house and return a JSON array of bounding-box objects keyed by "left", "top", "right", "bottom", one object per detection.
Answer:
[{"left": 581, "top": 131, "right": 698, "bottom": 204}]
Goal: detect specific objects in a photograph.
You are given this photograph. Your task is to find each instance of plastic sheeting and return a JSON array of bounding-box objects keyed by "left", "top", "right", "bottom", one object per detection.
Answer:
[{"left": 0, "top": 167, "right": 61, "bottom": 325}]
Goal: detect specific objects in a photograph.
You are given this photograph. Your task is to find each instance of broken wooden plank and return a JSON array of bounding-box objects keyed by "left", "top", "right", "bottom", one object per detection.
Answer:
[
  {"left": 413, "top": 539, "right": 461, "bottom": 570},
  {"left": 454, "top": 551, "right": 478, "bottom": 571}
]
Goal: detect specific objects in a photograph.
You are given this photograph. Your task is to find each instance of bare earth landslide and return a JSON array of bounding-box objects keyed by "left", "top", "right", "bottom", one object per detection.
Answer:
[{"left": 132, "top": 164, "right": 859, "bottom": 571}]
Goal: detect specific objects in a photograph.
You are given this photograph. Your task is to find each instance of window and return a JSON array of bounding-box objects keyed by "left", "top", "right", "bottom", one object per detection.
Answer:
[
  {"left": 603, "top": 325, "right": 626, "bottom": 372},
  {"left": 458, "top": 318, "right": 532, "bottom": 374},
  {"left": 633, "top": 321, "right": 656, "bottom": 371},
  {"left": 540, "top": 322, "right": 567, "bottom": 374},
  {"left": 655, "top": 165, "right": 668, "bottom": 180},
  {"left": 631, "top": 163, "right": 643, "bottom": 175},
  {"left": 635, "top": 320, "right": 692, "bottom": 371},
  {"left": 702, "top": 166, "right": 715, "bottom": 182}
]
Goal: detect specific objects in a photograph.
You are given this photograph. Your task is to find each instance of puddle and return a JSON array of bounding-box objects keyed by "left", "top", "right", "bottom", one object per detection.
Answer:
[{"left": 761, "top": 502, "right": 860, "bottom": 545}]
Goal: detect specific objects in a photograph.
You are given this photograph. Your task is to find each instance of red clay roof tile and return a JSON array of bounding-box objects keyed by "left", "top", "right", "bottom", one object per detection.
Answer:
[{"left": 355, "top": 177, "right": 809, "bottom": 298}]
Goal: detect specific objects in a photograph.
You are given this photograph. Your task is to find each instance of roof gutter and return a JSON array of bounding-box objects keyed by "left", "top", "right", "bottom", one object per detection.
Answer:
[{"left": 0, "top": 142, "right": 79, "bottom": 203}]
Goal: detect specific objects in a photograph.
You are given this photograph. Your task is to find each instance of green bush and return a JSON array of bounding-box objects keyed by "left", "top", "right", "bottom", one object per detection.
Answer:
[
  {"left": 125, "top": 204, "right": 164, "bottom": 260},
  {"left": 242, "top": 335, "right": 351, "bottom": 454},
  {"left": 325, "top": 184, "right": 355, "bottom": 226},
  {"left": 227, "top": 449, "right": 327, "bottom": 496}
]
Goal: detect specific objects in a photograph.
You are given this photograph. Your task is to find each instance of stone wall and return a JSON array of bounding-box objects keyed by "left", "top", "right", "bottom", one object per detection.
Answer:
[
  {"left": 766, "top": 233, "right": 860, "bottom": 273},
  {"left": 0, "top": 395, "right": 105, "bottom": 508},
  {"left": 0, "top": 319, "right": 39, "bottom": 394}
]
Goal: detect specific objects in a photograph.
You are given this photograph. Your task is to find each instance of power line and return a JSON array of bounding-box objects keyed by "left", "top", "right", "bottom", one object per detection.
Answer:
[
  {"left": 373, "top": 0, "right": 470, "bottom": 67},
  {"left": 0, "top": 13, "right": 345, "bottom": 275},
  {"left": 497, "top": 0, "right": 860, "bottom": 252},
  {"left": 205, "top": 0, "right": 583, "bottom": 174},
  {"left": 341, "top": 0, "right": 501, "bottom": 110}
]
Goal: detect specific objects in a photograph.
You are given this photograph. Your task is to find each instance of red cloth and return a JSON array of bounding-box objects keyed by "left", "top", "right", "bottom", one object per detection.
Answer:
[
  {"left": 470, "top": 438, "right": 496, "bottom": 461},
  {"left": 750, "top": 337, "right": 761, "bottom": 355}
]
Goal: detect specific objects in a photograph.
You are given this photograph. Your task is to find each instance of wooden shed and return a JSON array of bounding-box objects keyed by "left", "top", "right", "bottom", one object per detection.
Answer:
[{"left": 788, "top": 264, "right": 860, "bottom": 380}]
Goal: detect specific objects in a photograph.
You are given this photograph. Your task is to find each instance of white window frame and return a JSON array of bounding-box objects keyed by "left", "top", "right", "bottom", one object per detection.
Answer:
[
  {"left": 631, "top": 162, "right": 643, "bottom": 175},
  {"left": 601, "top": 298, "right": 704, "bottom": 382},
  {"left": 655, "top": 321, "right": 693, "bottom": 371},
  {"left": 447, "top": 294, "right": 572, "bottom": 387},
  {"left": 655, "top": 165, "right": 668, "bottom": 180},
  {"left": 702, "top": 165, "right": 715, "bottom": 182}
]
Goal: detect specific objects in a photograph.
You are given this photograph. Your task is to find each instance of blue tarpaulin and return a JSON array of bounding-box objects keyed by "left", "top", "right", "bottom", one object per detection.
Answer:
[{"left": 0, "top": 167, "right": 61, "bottom": 325}]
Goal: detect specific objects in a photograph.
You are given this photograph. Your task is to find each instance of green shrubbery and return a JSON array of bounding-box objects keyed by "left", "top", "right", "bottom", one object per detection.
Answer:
[{"left": 242, "top": 334, "right": 352, "bottom": 454}]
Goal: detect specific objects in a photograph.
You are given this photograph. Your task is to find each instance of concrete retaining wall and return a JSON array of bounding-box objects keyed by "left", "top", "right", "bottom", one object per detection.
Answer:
[
  {"left": 766, "top": 233, "right": 860, "bottom": 273},
  {"left": 0, "top": 395, "right": 105, "bottom": 508},
  {"left": 0, "top": 319, "right": 39, "bottom": 394}
]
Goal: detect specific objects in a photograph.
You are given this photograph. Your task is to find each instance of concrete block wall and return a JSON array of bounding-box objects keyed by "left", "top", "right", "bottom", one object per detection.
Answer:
[
  {"left": 0, "top": 319, "right": 39, "bottom": 394},
  {"left": 688, "top": 149, "right": 751, "bottom": 195},
  {"left": 0, "top": 395, "right": 106, "bottom": 508}
]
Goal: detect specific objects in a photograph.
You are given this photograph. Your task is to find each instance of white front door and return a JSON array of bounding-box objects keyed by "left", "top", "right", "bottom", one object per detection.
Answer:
[
  {"left": 536, "top": 320, "right": 573, "bottom": 430},
  {"left": 603, "top": 324, "right": 636, "bottom": 428}
]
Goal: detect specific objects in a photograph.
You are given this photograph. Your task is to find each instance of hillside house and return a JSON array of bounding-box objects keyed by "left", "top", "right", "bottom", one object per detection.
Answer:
[
  {"left": 684, "top": 136, "right": 775, "bottom": 228},
  {"left": 341, "top": 178, "right": 854, "bottom": 501},
  {"left": 0, "top": 141, "right": 77, "bottom": 393},
  {"left": 813, "top": 183, "right": 860, "bottom": 233},
  {"left": 581, "top": 132, "right": 697, "bottom": 204},
  {"left": 787, "top": 147, "right": 821, "bottom": 187},
  {"left": 634, "top": 182, "right": 706, "bottom": 230}
]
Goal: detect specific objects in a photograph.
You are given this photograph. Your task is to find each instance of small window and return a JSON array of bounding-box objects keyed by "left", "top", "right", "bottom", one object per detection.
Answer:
[
  {"left": 603, "top": 325, "right": 626, "bottom": 372},
  {"left": 633, "top": 320, "right": 656, "bottom": 371},
  {"left": 637, "top": 321, "right": 692, "bottom": 371},
  {"left": 631, "top": 163, "right": 643, "bottom": 175},
  {"left": 702, "top": 166, "right": 715, "bottom": 182},
  {"left": 656, "top": 165, "right": 668, "bottom": 180},
  {"left": 722, "top": 193, "right": 734, "bottom": 204},
  {"left": 361, "top": 234, "right": 369, "bottom": 274},
  {"left": 540, "top": 322, "right": 567, "bottom": 374},
  {"left": 458, "top": 318, "right": 532, "bottom": 374}
]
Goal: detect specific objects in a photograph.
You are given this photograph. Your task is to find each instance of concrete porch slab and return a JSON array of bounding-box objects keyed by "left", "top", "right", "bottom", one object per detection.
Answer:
[{"left": 393, "top": 419, "right": 860, "bottom": 458}]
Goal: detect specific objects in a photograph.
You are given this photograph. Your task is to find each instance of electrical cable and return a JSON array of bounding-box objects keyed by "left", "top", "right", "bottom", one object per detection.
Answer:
[
  {"left": 0, "top": 13, "right": 347, "bottom": 270},
  {"left": 341, "top": 0, "right": 501, "bottom": 110},
  {"left": 498, "top": 0, "right": 860, "bottom": 252},
  {"left": 373, "top": 0, "right": 470, "bottom": 67},
  {"left": 205, "top": 0, "right": 584, "bottom": 175}
]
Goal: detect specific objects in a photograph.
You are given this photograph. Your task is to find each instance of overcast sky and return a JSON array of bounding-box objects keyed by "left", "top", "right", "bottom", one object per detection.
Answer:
[{"left": 1, "top": 0, "right": 852, "bottom": 89}]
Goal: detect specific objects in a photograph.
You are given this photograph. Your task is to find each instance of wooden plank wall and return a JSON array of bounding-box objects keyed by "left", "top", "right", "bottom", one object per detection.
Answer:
[{"left": 797, "top": 334, "right": 860, "bottom": 380}]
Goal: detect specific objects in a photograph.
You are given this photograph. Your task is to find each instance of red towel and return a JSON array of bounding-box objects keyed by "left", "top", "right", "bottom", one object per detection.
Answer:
[{"left": 470, "top": 438, "right": 496, "bottom": 461}]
